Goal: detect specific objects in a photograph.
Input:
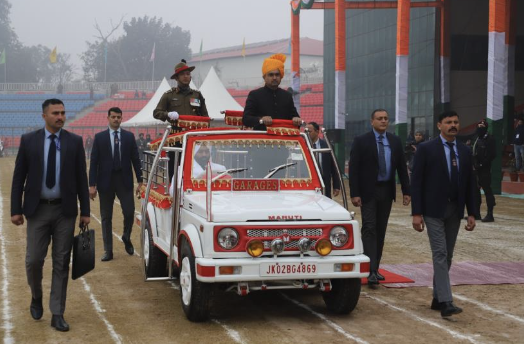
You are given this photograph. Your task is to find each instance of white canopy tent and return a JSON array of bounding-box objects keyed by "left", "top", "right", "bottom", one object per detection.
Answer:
[
  {"left": 121, "top": 77, "right": 172, "bottom": 127},
  {"left": 199, "top": 66, "right": 243, "bottom": 120},
  {"left": 122, "top": 69, "right": 242, "bottom": 126}
]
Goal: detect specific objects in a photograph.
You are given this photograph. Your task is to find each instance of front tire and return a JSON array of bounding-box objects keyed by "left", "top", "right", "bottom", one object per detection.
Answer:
[
  {"left": 322, "top": 278, "right": 361, "bottom": 314},
  {"left": 179, "top": 238, "right": 213, "bottom": 322},
  {"left": 144, "top": 219, "right": 167, "bottom": 277}
]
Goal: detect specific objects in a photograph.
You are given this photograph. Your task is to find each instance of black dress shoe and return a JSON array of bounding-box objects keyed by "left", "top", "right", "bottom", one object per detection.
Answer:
[
  {"left": 51, "top": 315, "right": 69, "bottom": 332},
  {"left": 440, "top": 302, "right": 463, "bottom": 317},
  {"left": 481, "top": 214, "right": 494, "bottom": 222},
  {"left": 101, "top": 251, "right": 113, "bottom": 261},
  {"left": 30, "top": 297, "right": 43, "bottom": 320},
  {"left": 376, "top": 271, "right": 385, "bottom": 281},
  {"left": 430, "top": 298, "right": 441, "bottom": 311},
  {"left": 367, "top": 272, "right": 379, "bottom": 286},
  {"left": 122, "top": 236, "right": 134, "bottom": 255}
]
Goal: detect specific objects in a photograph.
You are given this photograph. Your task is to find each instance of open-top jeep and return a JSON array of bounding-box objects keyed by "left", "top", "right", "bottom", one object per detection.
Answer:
[{"left": 137, "top": 114, "right": 370, "bottom": 322}]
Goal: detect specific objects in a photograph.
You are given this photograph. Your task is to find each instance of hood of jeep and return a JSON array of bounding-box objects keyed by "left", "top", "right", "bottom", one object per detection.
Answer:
[{"left": 182, "top": 192, "right": 351, "bottom": 222}]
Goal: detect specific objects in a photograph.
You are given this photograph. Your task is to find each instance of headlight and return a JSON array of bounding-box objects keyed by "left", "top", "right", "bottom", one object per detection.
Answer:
[
  {"left": 217, "top": 227, "right": 239, "bottom": 250},
  {"left": 329, "top": 226, "right": 348, "bottom": 247},
  {"left": 270, "top": 238, "right": 284, "bottom": 255},
  {"left": 315, "top": 238, "right": 332, "bottom": 256},
  {"left": 246, "top": 239, "right": 264, "bottom": 257}
]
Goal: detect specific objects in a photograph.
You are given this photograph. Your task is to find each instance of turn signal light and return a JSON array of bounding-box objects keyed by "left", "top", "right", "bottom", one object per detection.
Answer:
[
  {"left": 334, "top": 263, "right": 354, "bottom": 272},
  {"left": 315, "top": 238, "right": 332, "bottom": 256},
  {"left": 246, "top": 240, "right": 264, "bottom": 257},
  {"left": 219, "top": 266, "right": 241, "bottom": 275}
]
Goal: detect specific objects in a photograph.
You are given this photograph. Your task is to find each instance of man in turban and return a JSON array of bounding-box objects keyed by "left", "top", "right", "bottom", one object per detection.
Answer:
[{"left": 243, "top": 54, "right": 301, "bottom": 130}]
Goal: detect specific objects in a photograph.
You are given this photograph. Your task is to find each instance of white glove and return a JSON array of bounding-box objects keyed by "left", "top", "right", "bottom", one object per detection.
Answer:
[{"left": 168, "top": 111, "right": 179, "bottom": 121}]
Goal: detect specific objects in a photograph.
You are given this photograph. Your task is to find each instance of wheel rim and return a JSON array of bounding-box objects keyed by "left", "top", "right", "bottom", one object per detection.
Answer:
[
  {"left": 180, "top": 257, "right": 192, "bottom": 306},
  {"left": 144, "top": 228, "right": 150, "bottom": 268}
]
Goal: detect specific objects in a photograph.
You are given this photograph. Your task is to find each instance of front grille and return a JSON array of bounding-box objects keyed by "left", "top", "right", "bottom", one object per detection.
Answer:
[
  {"left": 262, "top": 239, "right": 318, "bottom": 249},
  {"left": 247, "top": 228, "right": 323, "bottom": 238}
]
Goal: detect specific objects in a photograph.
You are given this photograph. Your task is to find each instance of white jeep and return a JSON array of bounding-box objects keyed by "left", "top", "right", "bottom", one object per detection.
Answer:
[{"left": 138, "top": 119, "right": 369, "bottom": 322}]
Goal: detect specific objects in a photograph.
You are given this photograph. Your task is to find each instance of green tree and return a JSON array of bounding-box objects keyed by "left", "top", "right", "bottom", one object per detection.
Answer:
[{"left": 81, "top": 16, "right": 192, "bottom": 82}]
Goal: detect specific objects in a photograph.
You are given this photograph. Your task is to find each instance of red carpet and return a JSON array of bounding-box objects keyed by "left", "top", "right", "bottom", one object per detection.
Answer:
[{"left": 361, "top": 268, "right": 414, "bottom": 285}]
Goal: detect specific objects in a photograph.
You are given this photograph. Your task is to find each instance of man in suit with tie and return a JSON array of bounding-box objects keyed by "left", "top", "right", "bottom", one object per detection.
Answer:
[
  {"left": 411, "top": 111, "right": 476, "bottom": 318},
  {"left": 89, "top": 107, "right": 143, "bottom": 261},
  {"left": 306, "top": 122, "right": 340, "bottom": 199},
  {"left": 348, "top": 109, "right": 410, "bottom": 286},
  {"left": 11, "top": 98, "right": 90, "bottom": 332}
]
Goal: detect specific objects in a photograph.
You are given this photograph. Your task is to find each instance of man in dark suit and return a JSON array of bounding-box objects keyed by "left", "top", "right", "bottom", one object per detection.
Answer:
[
  {"left": 89, "top": 107, "right": 142, "bottom": 262},
  {"left": 411, "top": 110, "right": 476, "bottom": 318},
  {"left": 348, "top": 109, "right": 410, "bottom": 286},
  {"left": 11, "top": 98, "right": 90, "bottom": 332},
  {"left": 306, "top": 122, "right": 340, "bottom": 198}
]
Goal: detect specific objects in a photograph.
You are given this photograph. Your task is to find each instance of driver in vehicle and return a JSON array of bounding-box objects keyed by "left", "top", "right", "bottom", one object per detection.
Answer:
[{"left": 169, "top": 144, "right": 226, "bottom": 196}]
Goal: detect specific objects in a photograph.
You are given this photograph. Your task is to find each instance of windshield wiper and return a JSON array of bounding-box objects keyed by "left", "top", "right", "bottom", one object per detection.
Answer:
[
  {"left": 212, "top": 167, "right": 248, "bottom": 182},
  {"left": 264, "top": 162, "right": 297, "bottom": 179}
]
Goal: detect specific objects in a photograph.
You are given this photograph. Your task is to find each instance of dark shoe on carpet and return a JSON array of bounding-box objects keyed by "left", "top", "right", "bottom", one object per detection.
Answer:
[
  {"left": 122, "top": 236, "right": 134, "bottom": 255},
  {"left": 30, "top": 297, "right": 43, "bottom": 320},
  {"left": 101, "top": 251, "right": 113, "bottom": 261},
  {"left": 440, "top": 302, "right": 463, "bottom": 317},
  {"left": 430, "top": 298, "right": 441, "bottom": 311},
  {"left": 51, "top": 315, "right": 69, "bottom": 332},
  {"left": 481, "top": 214, "right": 494, "bottom": 222},
  {"left": 367, "top": 272, "right": 379, "bottom": 286},
  {"left": 376, "top": 271, "right": 385, "bottom": 281}
]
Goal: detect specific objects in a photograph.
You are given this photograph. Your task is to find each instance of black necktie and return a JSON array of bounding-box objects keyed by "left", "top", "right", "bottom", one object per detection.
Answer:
[
  {"left": 378, "top": 135, "right": 387, "bottom": 179},
  {"left": 113, "top": 131, "right": 121, "bottom": 171},
  {"left": 46, "top": 134, "right": 57, "bottom": 189},
  {"left": 446, "top": 142, "right": 459, "bottom": 200}
]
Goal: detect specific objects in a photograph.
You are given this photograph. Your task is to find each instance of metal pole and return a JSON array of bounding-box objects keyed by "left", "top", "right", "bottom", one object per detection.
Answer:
[{"left": 322, "top": 128, "right": 348, "bottom": 210}]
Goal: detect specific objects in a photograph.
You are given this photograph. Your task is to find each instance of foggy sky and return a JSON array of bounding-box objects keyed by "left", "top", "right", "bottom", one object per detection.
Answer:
[{"left": 10, "top": 0, "right": 324, "bottom": 77}]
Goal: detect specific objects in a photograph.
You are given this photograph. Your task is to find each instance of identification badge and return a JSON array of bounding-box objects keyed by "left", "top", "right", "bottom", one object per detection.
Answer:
[
  {"left": 190, "top": 98, "right": 201, "bottom": 107},
  {"left": 517, "top": 134, "right": 520, "bottom": 139}
]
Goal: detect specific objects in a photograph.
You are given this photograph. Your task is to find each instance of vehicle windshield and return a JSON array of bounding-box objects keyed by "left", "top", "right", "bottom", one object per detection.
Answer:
[{"left": 190, "top": 138, "right": 312, "bottom": 180}]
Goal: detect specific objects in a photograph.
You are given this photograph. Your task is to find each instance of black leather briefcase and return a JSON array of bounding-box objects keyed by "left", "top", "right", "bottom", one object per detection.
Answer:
[{"left": 72, "top": 223, "right": 95, "bottom": 280}]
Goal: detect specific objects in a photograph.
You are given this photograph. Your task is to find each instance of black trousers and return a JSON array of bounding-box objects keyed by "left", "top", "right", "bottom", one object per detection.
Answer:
[
  {"left": 99, "top": 171, "right": 135, "bottom": 252},
  {"left": 475, "top": 168, "right": 496, "bottom": 214},
  {"left": 360, "top": 182, "right": 394, "bottom": 272}
]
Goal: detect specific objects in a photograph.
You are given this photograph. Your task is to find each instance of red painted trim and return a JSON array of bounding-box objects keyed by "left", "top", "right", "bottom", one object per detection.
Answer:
[
  {"left": 197, "top": 264, "right": 216, "bottom": 277},
  {"left": 178, "top": 231, "right": 196, "bottom": 257},
  {"left": 213, "top": 224, "right": 355, "bottom": 253},
  {"left": 309, "top": 1, "right": 442, "bottom": 10}
]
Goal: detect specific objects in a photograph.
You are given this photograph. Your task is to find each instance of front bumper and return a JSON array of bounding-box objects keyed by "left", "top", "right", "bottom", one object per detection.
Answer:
[{"left": 195, "top": 254, "right": 370, "bottom": 283}]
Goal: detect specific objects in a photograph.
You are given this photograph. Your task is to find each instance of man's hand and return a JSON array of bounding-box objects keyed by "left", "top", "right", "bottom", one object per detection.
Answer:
[
  {"left": 11, "top": 215, "right": 24, "bottom": 226},
  {"left": 465, "top": 215, "right": 476, "bottom": 231},
  {"left": 168, "top": 111, "right": 179, "bottom": 121},
  {"left": 292, "top": 117, "right": 303, "bottom": 127},
  {"left": 403, "top": 195, "right": 411, "bottom": 206},
  {"left": 351, "top": 197, "right": 362, "bottom": 207},
  {"left": 333, "top": 189, "right": 340, "bottom": 197},
  {"left": 412, "top": 215, "right": 425, "bottom": 232},
  {"left": 89, "top": 186, "right": 97, "bottom": 200},
  {"left": 261, "top": 116, "right": 273, "bottom": 126},
  {"left": 80, "top": 216, "right": 90, "bottom": 227},
  {"left": 136, "top": 183, "right": 143, "bottom": 198}
]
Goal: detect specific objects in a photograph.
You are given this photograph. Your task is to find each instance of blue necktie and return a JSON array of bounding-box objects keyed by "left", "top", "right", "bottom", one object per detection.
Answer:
[
  {"left": 378, "top": 135, "right": 387, "bottom": 179},
  {"left": 46, "top": 134, "right": 57, "bottom": 188},
  {"left": 113, "top": 131, "right": 121, "bottom": 171},
  {"left": 446, "top": 142, "right": 459, "bottom": 200}
]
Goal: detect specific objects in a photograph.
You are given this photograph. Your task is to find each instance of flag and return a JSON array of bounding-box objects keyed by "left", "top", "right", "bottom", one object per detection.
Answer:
[
  {"left": 0, "top": 49, "right": 5, "bottom": 65},
  {"left": 199, "top": 39, "right": 203, "bottom": 59},
  {"left": 149, "top": 42, "right": 156, "bottom": 62},
  {"left": 49, "top": 47, "right": 57, "bottom": 63},
  {"left": 241, "top": 38, "right": 246, "bottom": 57}
]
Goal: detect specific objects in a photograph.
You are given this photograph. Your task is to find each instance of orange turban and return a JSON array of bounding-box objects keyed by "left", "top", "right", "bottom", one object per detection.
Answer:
[{"left": 262, "top": 53, "right": 286, "bottom": 78}]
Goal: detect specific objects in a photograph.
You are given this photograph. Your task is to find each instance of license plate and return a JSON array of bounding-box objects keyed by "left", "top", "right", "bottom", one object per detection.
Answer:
[{"left": 260, "top": 262, "right": 318, "bottom": 276}]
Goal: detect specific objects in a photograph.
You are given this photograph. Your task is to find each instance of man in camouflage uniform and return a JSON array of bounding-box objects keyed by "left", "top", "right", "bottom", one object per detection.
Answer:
[
  {"left": 154, "top": 59, "right": 208, "bottom": 128},
  {"left": 154, "top": 59, "right": 208, "bottom": 179}
]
